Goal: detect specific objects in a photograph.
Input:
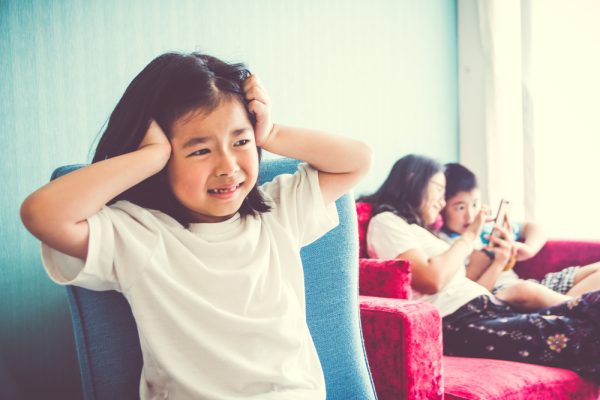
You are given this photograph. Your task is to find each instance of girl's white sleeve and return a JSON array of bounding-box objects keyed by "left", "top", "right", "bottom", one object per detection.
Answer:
[
  {"left": 260, "top": 163, "right": 339, "bottom": 247},
  {"left": 367, "top": 212, "right": 419, "bottom": 259},
  {"left": 40, "top": 202, "right": 156, "bottom": 292}
]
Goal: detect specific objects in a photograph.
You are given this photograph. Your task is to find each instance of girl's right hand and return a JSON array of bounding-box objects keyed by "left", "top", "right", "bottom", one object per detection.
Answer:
[{"left": 138, "top": 120, "right": 171, "bottom": 163}]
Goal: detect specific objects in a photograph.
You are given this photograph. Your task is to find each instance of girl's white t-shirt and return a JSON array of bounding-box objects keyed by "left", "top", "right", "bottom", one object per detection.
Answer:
[
  {"left": 366, "top": 211, "right": 489, "bottom": 317},
  {"left": 41, "top": 163, "right": 338, "bottom": 400}
]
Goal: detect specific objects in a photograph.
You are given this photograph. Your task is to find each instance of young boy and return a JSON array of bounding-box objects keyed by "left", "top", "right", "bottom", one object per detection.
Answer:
[{"left": 439, "top": 163, "right": 600, "bottom": 311}]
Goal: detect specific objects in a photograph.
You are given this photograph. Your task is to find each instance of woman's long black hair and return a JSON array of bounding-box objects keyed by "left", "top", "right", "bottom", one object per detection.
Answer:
[
  {"left": 359, "top": 154, "right": 443, "bottom": 227},
  {"left": 92, "top": 52, "right": 270, "bottom": 224}
]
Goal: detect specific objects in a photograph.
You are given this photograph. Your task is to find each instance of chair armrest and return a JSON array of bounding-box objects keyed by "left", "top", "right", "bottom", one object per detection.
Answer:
[
  {"left": 359, "top": 258, "right": 412, "bottom": 299},
  {"left": 515, "top": 239, "right": 600, "bottom": 280},
  {"left": 360, "top": 296, "right": 443, "bottom": 400}
]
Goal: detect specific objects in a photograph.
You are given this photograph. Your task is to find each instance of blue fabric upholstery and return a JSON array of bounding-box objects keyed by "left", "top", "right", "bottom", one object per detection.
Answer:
[{"left": 53, "top": 158, "right": 376, "bottom": 400}]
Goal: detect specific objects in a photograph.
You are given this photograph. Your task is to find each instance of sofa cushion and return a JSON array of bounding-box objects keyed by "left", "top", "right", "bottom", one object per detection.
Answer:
[
  {"left": 356, "top": 202, "right": 373, "bottom": 258},
  {"left": 359, "top": 258, "right": 411, "bottom": 299},
  {"left": 444, "top": 356, "right": 599, "bottom": 400}
]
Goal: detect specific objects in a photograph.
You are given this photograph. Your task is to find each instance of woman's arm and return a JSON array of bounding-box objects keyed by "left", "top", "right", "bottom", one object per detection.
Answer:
[
  {"left": 20, "top": 121, "right": 171, "bottom": 260},
  {"left": 466, "top": 225, "right": 515, "bottom": 290},
  {"left": 244, "top": 75, "right": 372, "bottom": 205},
  {"left": 399, "top": 232, "right": 477, "bottom": 294}
]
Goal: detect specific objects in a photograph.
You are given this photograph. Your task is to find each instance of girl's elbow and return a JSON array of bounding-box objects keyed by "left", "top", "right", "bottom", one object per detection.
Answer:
[
  {"left": 20, "top": 194, "right": 41, "bottom": 234},
  {"left": 20, "top": 192, "right": 52, "bottom": 237},
  {"left": 358, "top": 142, "right": 373, "bottom": 175},
  {"left": 415, "top": 276, "right": 444, "bottom": 295}
]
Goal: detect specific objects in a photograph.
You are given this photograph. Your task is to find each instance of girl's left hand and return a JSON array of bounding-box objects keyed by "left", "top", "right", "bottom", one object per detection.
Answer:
[{"left": 243, "top": 74, "right": 274, "bottom": 146}]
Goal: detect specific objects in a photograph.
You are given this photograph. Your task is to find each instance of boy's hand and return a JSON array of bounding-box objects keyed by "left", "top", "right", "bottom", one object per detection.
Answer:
[
  {"left": 512, "top": 241, "right": 537, "bottom": 262},
  {"left": 243, "top": 74, "right": 274, "bottom": 146},
  {"left": 138, "top": 120, "right": 171, "bottom": 164},
  {"left": 464, "top": 206, "right": 489, "bottom": 241}
]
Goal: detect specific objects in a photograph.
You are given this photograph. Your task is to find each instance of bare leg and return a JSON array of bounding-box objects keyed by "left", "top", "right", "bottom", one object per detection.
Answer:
[
  {"left": 495, "top": 280, "right": 571, "bottom": 312},
  {"left": 567, "top": 262, "right": 600, "bottom": 297}
]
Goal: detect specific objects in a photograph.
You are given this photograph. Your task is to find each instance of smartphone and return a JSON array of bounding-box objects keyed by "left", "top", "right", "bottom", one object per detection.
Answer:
[{"left": 488, "top": 199, "right": 511, "bottom": 242}]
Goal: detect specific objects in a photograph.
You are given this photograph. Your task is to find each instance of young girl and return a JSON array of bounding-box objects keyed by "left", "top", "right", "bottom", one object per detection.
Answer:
[
  {"left": 20, "top": 52, "right": 372, "bottom": 399},
  {"left": 441, "top": 162, "right": 600, "bottom": 311},
  {"left": 362, "top": 154, "right": 600, "bottom": 383}
]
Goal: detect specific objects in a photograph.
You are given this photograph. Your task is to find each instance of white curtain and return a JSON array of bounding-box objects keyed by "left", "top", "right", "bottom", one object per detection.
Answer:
[
  {"left": 460, "top": 0, "right": 600, "bottom": 238},
  {"left": 476, "top": 0, "right": 525, "bottom": 218}
]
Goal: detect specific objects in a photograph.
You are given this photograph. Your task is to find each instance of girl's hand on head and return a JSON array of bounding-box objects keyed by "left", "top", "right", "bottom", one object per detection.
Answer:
[
  {"left": 138, "top": 120, "right": 171, "bottom": 163},
  {"left": 243, "top": 74, "right": 274, "bottom": 147}
]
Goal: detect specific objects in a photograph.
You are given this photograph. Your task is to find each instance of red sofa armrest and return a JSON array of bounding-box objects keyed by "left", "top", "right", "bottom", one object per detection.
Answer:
[
  {"left": 515, "top": 239, "right": 600, "bottom": 280},
  {"left": 359, "top": 258, "right": 412, "bottom": 299},
  {"left": 360, "top": 296, "right": 443, "bottom": 400}
]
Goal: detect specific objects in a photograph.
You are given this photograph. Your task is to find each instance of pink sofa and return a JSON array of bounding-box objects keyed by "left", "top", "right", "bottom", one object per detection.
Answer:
[{"left": 356, "top": 202, "right": 600, "bottom": 400}]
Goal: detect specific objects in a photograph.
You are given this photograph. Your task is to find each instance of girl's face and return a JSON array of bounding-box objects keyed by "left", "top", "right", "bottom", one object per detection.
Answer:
[
  {"left": 167, "top": 98, "right": 259, "bottom": 223},
  {"left": 419, "top": 172, "right": 446, "bottom": 226},
  {"left": 442, "top": 189, "right": 482, "bottom": 233}
]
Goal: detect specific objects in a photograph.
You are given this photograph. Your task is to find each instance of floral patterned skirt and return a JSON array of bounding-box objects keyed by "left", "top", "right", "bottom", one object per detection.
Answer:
[{"left": 443, "top": 291, "right": 600, "bottom": 383}]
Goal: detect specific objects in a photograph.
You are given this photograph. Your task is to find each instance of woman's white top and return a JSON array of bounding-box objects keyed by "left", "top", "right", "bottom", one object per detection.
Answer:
[
  {"left": 41, "top": 164, "right": 338, "bottom": 400},
  {"left": 366, "top": 211, "right": 489, "bottom": 317}
]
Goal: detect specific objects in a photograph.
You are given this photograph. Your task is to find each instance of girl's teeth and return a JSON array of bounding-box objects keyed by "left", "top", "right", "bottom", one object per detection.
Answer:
[{"left": 210, "top": 186, "right": 237, "bottom": 194}]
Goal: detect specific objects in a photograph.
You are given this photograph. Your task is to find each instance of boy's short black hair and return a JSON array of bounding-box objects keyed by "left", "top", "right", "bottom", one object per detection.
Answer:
[{"left": 444, "top": 163, "right": 478, "bottom": 200}]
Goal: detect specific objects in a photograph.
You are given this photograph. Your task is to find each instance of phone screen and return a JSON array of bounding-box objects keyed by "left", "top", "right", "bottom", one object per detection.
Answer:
[{"left": 489, "top": 199, "right": 511, "bottom": 241}]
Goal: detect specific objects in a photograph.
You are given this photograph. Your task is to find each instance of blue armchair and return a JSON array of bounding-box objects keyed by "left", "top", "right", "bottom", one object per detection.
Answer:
[{"left": 53, "top": 158, "right": 380, "bottom": 400}]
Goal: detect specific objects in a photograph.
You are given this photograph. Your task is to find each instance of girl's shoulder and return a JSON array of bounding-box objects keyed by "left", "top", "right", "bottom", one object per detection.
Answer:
[
  {"left": 371, "top": 210, "right": 410, "bottom": 227},
  {"left": 104, "top": 200, "right": 182, "bottom": 231}
]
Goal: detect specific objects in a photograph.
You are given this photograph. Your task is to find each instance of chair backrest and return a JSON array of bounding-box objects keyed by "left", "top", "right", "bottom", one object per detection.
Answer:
[
  {"left": 53, "top": 158, "right": 376, "bottom": 400},
  {"left": 356, "top": 202, "right": 373, "bottom": 258}
]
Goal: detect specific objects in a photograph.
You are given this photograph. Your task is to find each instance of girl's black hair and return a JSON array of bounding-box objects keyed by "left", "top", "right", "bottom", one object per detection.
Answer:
[
  {"left": 359, "top": 154, "right": 443, "bottom": 227},
  {"left": 444, "top": 163, "right": 478, "bottom": 200},
  {"left": 92, "top": 51, "right": 270, "bottom": 224}
]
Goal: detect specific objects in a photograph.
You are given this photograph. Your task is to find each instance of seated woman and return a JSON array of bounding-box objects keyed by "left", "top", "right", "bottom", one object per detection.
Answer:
[
  {"left": 361, "top": 154, "right": 600, "bottom": 382},
  {"left": 440, "top": 162, "right": 600, "bottom": 311}
]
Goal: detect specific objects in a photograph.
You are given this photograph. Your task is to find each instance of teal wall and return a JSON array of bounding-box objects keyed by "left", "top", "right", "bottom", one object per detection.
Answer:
[{"left": 1, "top": 1, "right": 457, "bottom": 398}]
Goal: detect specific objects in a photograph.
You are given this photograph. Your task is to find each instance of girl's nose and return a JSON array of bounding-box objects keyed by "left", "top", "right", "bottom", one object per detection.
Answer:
[{"left": 216, "top": 151, "right": 239, "bottom": 177}]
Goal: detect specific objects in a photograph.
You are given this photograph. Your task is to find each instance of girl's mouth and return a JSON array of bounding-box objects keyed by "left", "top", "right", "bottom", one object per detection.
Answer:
[{"left": 207, "top": 183, "right": 242, "bottom": 198}]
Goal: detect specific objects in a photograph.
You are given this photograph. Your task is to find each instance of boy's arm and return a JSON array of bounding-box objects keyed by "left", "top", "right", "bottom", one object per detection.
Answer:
[
  {"left": 244, "top": 75, "right": 372, "bottom": 205},
  {"left": 465, "top": 250, "right": 494, "bottom": 281},
  {"left": 20, "top": 122, "right": 171, "bottom": 260},
  {"left": 513, "top": 221, "right": 547, "bottom": 261}
]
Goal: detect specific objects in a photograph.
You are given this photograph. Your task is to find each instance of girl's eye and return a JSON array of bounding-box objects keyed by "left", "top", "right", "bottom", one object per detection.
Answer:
[
  {"left": 234, "top": 139, "right": 251, "bottom": 147},
  {"left": 188, "top": 148, "right": 210, "bottom": 157}
]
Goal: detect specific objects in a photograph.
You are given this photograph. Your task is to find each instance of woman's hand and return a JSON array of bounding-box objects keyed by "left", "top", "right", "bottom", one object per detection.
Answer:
[
  {"left": 243, "top": 74, "right": 275, "bottom": 146},
  {"left": 485, "top": 225, "right": 515, "bottom": 266},
  {"left": 138, "top": 120, "right": 171, "bottom": 165}
]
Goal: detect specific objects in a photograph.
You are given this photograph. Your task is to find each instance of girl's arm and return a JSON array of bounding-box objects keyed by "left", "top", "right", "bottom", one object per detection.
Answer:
[
  {"left": 20, "top": 122, "right": 171, "bottom": 260},
  {"left": 244, "top": 75, "right": 372, "bottom": 205}
]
